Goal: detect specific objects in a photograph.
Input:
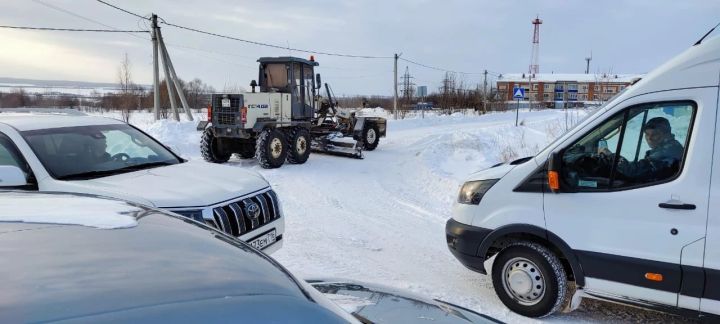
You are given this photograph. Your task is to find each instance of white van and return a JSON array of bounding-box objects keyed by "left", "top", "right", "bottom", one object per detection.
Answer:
[
  {"left": 0, "top": 112, "right": 284, "bottom": 254},
  {"left": 446, "top": 32, "right": 720, "bottom": 319}
]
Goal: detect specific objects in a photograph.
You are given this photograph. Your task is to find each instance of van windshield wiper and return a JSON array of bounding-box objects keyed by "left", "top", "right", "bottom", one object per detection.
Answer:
[{"left": 57, "top": 161, "right": 177, "bottom": 180}]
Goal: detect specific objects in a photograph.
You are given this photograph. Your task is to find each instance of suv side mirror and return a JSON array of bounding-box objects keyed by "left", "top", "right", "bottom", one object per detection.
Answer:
[
  {"left": 315, "top": 74, "right": 322, "bottom": 90},
  {"left": 0, "top": 165, "right": 27, "bottom": 187},
  {"left": 547, "top": 151, "right": 561, "bottom": 193}
]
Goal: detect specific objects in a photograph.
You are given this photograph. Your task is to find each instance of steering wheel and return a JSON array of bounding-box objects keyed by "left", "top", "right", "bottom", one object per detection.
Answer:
[
  {"left": 577, "top": 154, "right": 614, "bottom": 176},
  {"left": 111, "top": 153, "right": 131, "bottom": 162}
]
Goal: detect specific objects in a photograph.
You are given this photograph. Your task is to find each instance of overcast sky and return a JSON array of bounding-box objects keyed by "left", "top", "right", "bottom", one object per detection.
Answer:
[{"left": 0, "top": 0, "right": 718, "bottom": 96}]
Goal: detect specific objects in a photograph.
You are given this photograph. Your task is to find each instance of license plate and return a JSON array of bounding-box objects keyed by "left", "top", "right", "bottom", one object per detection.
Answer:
[
  {"left": 221, "top": 98, "right": 231, "bottom": 107},
  {"left": 249, "top": 230, "right": 276, "bottom": 250}
]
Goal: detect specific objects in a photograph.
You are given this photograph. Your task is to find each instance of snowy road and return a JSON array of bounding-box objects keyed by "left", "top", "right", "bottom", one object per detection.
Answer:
[{"left": 129, "top": 109, "right": 692, "bottom": 323}]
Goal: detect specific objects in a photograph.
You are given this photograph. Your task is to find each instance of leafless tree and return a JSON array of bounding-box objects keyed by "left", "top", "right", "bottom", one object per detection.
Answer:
[
  {"left": 117, "top": 53, "right": 135, "bottom": 122},
  {"left": 593, "top": 67, "right": 614, "bottom": 106}
]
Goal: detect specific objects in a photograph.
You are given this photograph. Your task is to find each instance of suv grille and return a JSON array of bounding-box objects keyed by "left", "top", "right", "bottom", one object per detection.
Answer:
[{"left": 206, "top": 190, "right": 281, "bottom": 237}]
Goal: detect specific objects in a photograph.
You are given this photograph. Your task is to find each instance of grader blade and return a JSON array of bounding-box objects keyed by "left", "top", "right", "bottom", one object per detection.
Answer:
[{"left": 310, "top": 133, "right": 364, "bottom": 159}]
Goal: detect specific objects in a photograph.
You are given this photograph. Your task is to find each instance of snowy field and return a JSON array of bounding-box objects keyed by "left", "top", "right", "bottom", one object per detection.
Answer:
[{"left": 94, "top": 109, "right": 691, "bottom": 323}]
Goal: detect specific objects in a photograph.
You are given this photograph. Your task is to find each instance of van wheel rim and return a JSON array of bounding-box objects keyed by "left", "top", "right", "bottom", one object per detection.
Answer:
[
  {"left": 296, "top": 136, "right": 307, "bottom": 155},
  {"left": 270, "top": 138, "right": 283, "bottom": 159},
  {"left": 501, "top": 257, "right": 546, "bottom": 306},
  {"left": 366, "top": 129, "right": 377, "bottom": 144}
]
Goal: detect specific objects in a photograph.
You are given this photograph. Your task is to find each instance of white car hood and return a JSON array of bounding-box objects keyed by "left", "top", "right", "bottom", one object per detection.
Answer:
[
  {"left": 63, "top": 161, "right": 268, "bottom": 208},
  {"left": 466, "top": 163, "right": 516, "bottom": 182}
]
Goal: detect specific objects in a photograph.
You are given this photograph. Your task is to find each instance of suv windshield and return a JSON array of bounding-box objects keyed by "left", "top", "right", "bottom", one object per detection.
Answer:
[{"left": 22, "top": 124, "right": 181, "bottom": 180}]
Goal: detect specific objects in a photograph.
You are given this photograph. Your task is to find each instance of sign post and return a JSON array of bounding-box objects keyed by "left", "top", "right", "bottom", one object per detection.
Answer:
[{"left": 512, "top": 86, "right": 525, "bottom": 126}]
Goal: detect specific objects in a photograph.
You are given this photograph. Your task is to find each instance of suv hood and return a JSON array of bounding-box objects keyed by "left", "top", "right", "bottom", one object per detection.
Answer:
[{"left": 57, "top": 161, "right": 268, "bottom": 208}]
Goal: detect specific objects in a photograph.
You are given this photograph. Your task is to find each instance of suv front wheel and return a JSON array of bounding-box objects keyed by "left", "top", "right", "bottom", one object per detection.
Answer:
[{"left": 491, "top": 241, "right": 567, "bottom": 318}]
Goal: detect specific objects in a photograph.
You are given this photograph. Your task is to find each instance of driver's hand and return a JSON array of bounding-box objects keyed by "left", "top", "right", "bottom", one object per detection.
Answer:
[{"left": 597, "top": 147, "right": 612, "bottom": 156}]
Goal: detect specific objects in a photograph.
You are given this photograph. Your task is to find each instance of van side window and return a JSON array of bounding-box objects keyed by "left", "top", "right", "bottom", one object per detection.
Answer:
[{"left": 561, "top": 102, "right": 695, "bottom": 191}]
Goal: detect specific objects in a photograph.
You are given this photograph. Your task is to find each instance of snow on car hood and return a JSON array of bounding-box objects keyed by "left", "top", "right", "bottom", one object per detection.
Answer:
[
  {"left": 0, "top": 192, "right": 138, "bottom": 229},
  {"left": 63, "top": 161, "right": 269, "bottom": 208}
]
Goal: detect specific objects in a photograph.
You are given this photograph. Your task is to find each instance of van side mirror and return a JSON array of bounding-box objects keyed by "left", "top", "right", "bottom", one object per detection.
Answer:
[
  {"left": 315, "top": 74, "right": 322, "bottom": 90},
  {"left": 0, "top": 165, "right": 27, "bottom": 187},
  {"left": 547, "top": 151, "right": 561, "bottom": 193}
]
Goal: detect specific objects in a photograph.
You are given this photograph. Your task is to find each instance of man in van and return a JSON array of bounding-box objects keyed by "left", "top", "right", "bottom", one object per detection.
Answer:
[{"left": 599, "top": 116, "right": 684, "bottom": 182}]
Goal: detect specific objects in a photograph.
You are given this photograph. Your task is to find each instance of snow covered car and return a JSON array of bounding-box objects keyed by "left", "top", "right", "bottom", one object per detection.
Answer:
[
  {"left": 0, "top": 191, "right": 500, "bottom": 323},
  {"left": 0, "top": 110, "right": 284, "bottom": 254}
]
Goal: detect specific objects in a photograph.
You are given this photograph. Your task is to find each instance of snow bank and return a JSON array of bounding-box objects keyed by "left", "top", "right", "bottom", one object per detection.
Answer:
[
  {"left": 81, "top": 108, "right": 676, "bottom": 322},
  {"left": 0, "top": 193, "right": 139, "bottom": 229}
]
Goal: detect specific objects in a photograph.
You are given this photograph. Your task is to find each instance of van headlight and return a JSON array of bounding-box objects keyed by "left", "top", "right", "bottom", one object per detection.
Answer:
[{"left": 458, "top": 179, "right": 498, "bottom": 205}]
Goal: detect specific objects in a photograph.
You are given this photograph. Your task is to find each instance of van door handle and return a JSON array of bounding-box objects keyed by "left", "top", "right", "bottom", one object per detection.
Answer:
[{"left": 658, "top": 203, "right": 696, "bottom": 210}]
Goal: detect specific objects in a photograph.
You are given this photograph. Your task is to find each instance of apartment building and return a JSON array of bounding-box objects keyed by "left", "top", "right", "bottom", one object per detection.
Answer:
[{"left": 497, "top": 73, "right": 642, "bottom": 107}]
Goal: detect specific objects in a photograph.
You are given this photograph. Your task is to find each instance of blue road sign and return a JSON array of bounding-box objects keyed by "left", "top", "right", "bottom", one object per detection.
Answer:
[{"left": 513, "top": 87, "right": 525, "bottom": 99}]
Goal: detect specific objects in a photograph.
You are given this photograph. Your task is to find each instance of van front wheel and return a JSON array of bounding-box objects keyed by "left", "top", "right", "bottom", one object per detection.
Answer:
[{"left": 491, "top": 241, "right": 567, "bottom": 318}]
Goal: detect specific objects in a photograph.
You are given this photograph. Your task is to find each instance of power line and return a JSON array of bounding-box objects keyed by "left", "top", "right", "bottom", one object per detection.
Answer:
[
  {"left": 93, "top": 0, "right": 393, "bottom": 59},
  {"left": 95, "top": 0, "right": 149, "bottom": 20},
  {"left": 0, "top": 25, "right": 148, "bottom": 33},
  {"left": 31, "top": 0, "right": 150, "bottom": 42},
  {"left": 400, "top": 57, "right": 500, "bottom": 76},
  {"left": 160, "top": 20, "right": 393, "bottom": 59}
]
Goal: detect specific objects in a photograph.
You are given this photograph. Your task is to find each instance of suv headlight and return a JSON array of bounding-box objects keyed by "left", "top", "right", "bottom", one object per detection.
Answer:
[{"left": 458, "top": 179, "right": 498, "bottom": 205}]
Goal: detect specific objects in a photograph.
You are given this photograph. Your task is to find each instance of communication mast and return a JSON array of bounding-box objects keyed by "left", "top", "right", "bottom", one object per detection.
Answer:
[
  {"left": 529, "top": 15, "right": 542, "bottom": 75},
  {"left": 585, "top": 51, "right": 593, "bottom": 74}
]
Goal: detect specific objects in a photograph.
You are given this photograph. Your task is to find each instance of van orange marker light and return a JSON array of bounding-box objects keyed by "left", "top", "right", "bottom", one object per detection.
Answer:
[
  {"left": 548, "top": 171, "right": 560, "bottom": 191},
  {"left": 645, "top": 273, "right": 663, "bottom": 282}
]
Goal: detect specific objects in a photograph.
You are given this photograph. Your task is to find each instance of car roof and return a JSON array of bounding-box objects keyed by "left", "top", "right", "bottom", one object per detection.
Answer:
[
  {"left": 0, "top": 113, "right": 124, "bottom": 131},
  {"left": 0, "top": 191, "right": 312, "bottom": 322}
]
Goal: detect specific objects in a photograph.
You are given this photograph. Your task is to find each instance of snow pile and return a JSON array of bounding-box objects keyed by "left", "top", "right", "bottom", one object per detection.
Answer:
[
  {"left": 144, "top": 118, "right": 202, "bottom": 158},
  {"left": 0, "top": 192, "right": 139, "bottom": 229},
  {"left": 85, "top": 108, "right": 678, "bottom": 322},
  {"left": 355, "top": 107, "right": 388, "bottom": 117}
]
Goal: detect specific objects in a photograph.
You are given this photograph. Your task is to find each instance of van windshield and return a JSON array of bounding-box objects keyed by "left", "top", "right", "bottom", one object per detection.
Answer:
[{"left": 22, "top": 124, "right": 181, "bottom": 180}]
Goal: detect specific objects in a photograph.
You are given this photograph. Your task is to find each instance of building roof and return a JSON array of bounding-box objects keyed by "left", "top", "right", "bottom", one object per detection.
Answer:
[{"left": 498, "top": 73, "right": 643, "bottom": 83}]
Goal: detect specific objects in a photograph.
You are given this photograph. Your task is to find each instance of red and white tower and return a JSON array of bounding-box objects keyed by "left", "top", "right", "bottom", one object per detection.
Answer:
[{"left": 529, "top": 15, "right": 542, "bottom": 75}]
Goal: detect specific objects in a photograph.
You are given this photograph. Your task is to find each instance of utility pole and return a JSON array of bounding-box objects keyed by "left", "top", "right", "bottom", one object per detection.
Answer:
[
  {"left": 158, "top": 30, "right": 194, "bottom": 121},
  {"left": 393, "top": 53, "right": 399, "bottom": 120},
  {"left": 158, "top": 27, "right": 179, "bottom": 121},
  {"left": 482, "top": 70, "right": 488, "bottom": 113},
  {"left": 528, "top": 74, "right": 533, "bottom": 112},
  {"left": 400, "top": 66, "right": 415, "bottom": 104},
  {"left": 151, "top": 14, "right": 160, "bottom": 121}
]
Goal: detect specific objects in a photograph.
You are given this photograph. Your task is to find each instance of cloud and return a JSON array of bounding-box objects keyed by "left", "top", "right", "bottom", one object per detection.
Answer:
[{"left": 0, "top": 0, "right": 718, "bottom": 95}]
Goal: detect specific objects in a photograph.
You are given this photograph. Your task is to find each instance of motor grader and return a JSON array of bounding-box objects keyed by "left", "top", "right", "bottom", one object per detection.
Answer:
[{"left": 197, "top": 56, "right": 386, "bottom": 169}]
